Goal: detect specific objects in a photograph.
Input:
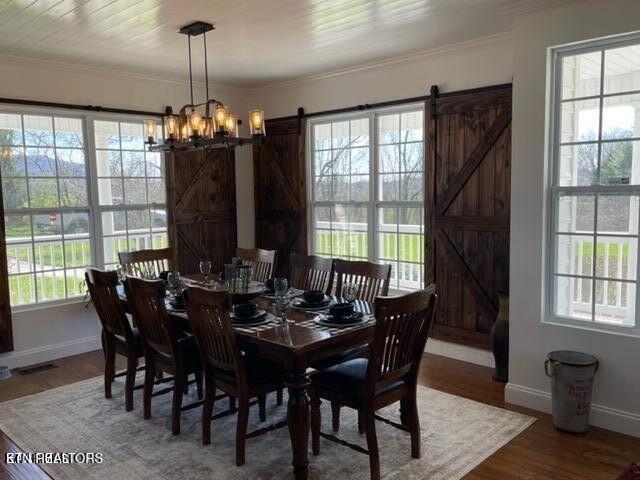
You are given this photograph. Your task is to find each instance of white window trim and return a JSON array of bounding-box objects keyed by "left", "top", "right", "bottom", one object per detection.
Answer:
[
  {"left": 544, "top": 32, "right": 640, "bottom": 337},
  {"left": 306, "top": 103, "right": 425, "bottom": 293},
  {"left": 0, "top": 104, "right": 166, "bottom": 312}
]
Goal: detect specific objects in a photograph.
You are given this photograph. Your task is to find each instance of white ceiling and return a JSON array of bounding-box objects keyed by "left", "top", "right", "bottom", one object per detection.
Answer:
[{"left": 0, "top": 0, "right": 572, "bottom": 88}]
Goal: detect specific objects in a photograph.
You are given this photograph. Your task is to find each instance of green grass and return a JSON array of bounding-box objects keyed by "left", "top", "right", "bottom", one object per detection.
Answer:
[
  {"left": 8, "top": 272, "right": 86, "bottom": 305},
  {"left": 315, "top": 232, "right": 424, "bottom": 262}
]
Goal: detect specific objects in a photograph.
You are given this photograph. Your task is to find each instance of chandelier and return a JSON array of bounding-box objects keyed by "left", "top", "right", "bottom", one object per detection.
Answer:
[{"left": 144, "top": 21, "right": 265, "bottom": 152}]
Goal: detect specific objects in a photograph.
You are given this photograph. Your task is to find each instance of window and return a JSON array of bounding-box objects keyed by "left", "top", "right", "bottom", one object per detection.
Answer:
[
  {"left": 548, "top": 35, "right": 640, "bottom": 331},
  {"left": 94, "top": 120, "right": 167, "bottom": 270},
  {"left": 309, "top": 106, "right": 425, "bottom": 291},
  {"left": 0, "top": 109, "right": 166, "bottom": 308}
]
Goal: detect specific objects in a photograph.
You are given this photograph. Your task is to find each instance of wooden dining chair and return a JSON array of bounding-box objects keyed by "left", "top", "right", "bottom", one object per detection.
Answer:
[
  {"left": 289, "top": 253, "right": 334, "bottom": 294},
  {"left": 309, "top": 286, "right": 438, "bottom": 480},
  {"left": 236, "top": 248, "right": 276, "bottom": 283},
  {"left": 119, "top": 247, "right": 173, "bottom": 278},
  {"left": 85, "top": 267, "right": 144, "bottom": 412},
  {"left": 332, "top": 259, "right": 392, "bottom": 303},
  {"left": 124, "top": 276, "right": 203, "bottom": 435},
  {"left": 185, "top": 286, "right": 287, "bottom": 466}
]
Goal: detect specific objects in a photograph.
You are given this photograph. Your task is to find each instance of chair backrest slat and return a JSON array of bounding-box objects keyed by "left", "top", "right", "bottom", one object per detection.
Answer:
[
  {"left": 367, "top": 286, "right": 437, "bottom": 389},
  {"left": 124, "top": 276, "right": 174, "bottom": 357},
  {"left": 333, "top": 259, "right": 391, "bottom": 304},
  {"left": 236, "top": 248, "right": 276, "bottom": 283},
  {"left": 289, "top": 253, "right": 334, "bottom": 294},
  {"left": 119, "top": 247, "right": 173, "bottom": 278},
  {"left": 85, "top": 268, "right": 132, "bottom": 342},
  {"left": 185, "top": 286, "right": 245, "bottom": 378}
]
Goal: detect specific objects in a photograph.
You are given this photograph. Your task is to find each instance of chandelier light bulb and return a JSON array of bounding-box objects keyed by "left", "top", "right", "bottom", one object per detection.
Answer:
[
  {"left": 144, "top": 119, "right": 157, "bottom": 144},
  {"left": 249, "top": 109, "right": 265, "bottom": 136},
  {"left": 188, "top": 109, "right": 202, "bottom": 134},
  {"left": 165, "top": 115, "right": 178, "bottom": 140}
]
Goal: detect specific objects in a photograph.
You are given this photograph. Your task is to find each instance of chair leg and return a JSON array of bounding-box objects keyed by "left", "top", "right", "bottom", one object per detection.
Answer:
[
  {"left": 362, "top": 410, "right": 380, "bottom": 480},
  {"left": 195, "top": 370, "right": 204, "bottom": 400},
  {"left": 236, "top": 397, "right": 250, "bottom": 466},
  {"left": 310, "top": 388, "right": 321, "bottom": 455},
  {"left": 258, "top": 394, "right": 266, "bottom": 422},
  {"left": 124, "top": 354, "right": 137, "bottom": 412},
  {"left": 407, "top": 395, "right": 421, "bottom": 459},
  {"left": 276, "top": 388, "right": 283, "bottom": 406},
  {"left": 172, "top": 373, "right": 185, "bottom": 435},
  {"left": 143, "top": 360, "right": 155, "bottom": 420},
  {"left": 229, "top": 396, "right": 237, "bottom": 412},
  {"left": 103, "top": 334, "right": 115, "bottom": 399},
  {"left": 331, "top": 401, "right": 340, "bottom": 432},
  {"left": 399, "top": 399, "right": 409, "bottom": 427},
  {"left": 358, "top": 411, "right": 365, "bottom": 434},
  {"left": 202, "top": 373, "right": 215, "bottom": 445}
]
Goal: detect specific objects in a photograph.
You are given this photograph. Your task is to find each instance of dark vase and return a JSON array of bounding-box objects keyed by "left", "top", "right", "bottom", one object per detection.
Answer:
[{"left": 491, "top": 293, "right": 509, "bottom": 382}]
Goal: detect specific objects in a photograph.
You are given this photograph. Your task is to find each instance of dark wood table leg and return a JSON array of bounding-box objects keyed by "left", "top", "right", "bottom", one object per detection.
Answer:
[{"left": 286, "top": 369, "right": 310, "bottom": 479}]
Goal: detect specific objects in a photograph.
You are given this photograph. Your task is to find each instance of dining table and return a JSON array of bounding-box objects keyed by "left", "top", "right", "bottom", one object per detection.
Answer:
[{"left": 119, "top": 277, "right": 375, "bottom": 480}]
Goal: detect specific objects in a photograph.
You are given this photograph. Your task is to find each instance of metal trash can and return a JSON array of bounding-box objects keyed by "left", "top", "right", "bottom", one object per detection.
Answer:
[{"left": 544, "top": 350, "right": 599, "bottom": 433}]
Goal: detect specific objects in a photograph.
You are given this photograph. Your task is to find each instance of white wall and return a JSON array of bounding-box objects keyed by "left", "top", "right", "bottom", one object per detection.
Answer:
[
  {"left": 508, "top": 0, "right": 640, "bottom": 437},
  {"left": 0, "top": 56, "right": 254, "bottom": 368}
]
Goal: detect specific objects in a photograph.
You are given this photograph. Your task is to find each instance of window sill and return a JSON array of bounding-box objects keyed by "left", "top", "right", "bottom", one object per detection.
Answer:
[
  {"left": 543, "top": 316, "right": 640, "bottom": 339},
  {"left": 11, "top": 297, "right": 89, "bottom": 315}
]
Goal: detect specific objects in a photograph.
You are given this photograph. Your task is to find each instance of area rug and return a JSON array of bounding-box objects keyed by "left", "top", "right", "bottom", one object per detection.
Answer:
[{"left": 0, "top": 374, "right": 534, "bottom": 479}]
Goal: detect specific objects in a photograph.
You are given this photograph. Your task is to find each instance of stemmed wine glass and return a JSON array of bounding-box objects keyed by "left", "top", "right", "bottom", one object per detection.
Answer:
[
  {"left": 274, "top": 278, "right": 290, "bottom": 324},
  {"left": 199, "top": 260, "right": 212, "bottom": 285},
  {"left": 342, "top": 282, "right": 357, "bottom": 303},
  {"left": 167, "top": 271, "right": 181, "bottom": 296},
  {"left": 274, "top": 278, "right": 289, "bottom": 296}
]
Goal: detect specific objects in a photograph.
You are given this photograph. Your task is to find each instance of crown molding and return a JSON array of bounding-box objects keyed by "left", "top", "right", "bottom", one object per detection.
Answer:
[
  {"left": 247, "top": 31, "right": 514, "bottom": 94},
  {"left": 0, "top": 53, "right": 247, "bottom": 96}
]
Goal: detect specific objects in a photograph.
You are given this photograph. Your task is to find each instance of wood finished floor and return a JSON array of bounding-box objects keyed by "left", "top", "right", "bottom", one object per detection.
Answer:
[{"left": 0, "top": 351, "right": 637, "bottom": 479}]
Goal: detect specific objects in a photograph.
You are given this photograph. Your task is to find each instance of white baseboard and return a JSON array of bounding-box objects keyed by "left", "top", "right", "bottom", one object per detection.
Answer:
[
  {"left": 0, "top": 336, "right": 100, "bottom": 370},
  {"left": 425, "top": 338, "right": 495, "bottom": 368},
  {"left": 505, "top": 383, "right": 640, "bottom": 438}
]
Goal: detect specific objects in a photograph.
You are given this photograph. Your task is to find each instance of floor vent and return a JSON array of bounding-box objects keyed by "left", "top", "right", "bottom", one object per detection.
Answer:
[{"left": 15, "top": 363, "right": 58, "bottom": 375}]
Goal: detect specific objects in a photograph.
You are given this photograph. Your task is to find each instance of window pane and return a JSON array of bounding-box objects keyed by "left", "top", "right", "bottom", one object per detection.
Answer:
[
  {"left": 54, "top": 117, "right": 84, "bottom": 148},
  {"left": 401, "top": 142, "right": 424, "bottom": 173},
  {"left": 101, "top": 211, "right": 126, "bottom": 236},
  {"left": 315, "top": 150, "right": 332, "bottom": 176},
  {"left": 333, "top": 149, "right": 349, "bottom": 176},
  {"left": 127, "top": 209, "right": 150, "bottom": 233},
  {"left": 350, "top": 175, "right": 369, "bottom": 201},
  {"left": 5, "top": 215, "right": 31, "bottom": 239},
  {"left": 379, "top": 145, "right": 399, "bottom": 172},
  {"left": 96, "top": 150, "right": 121, "bottom": 177},
  {"left": 124, "top": 178, "right": 147, "bottom": 204},
  {"left": 0, "top": 113, "right": 23, "bottom": 145},
  {"left": 0, "top": 147, "right": 25, "bottom": 177},
  {"left": 314, "top": 176, "right": 333, "bottom": 201},
  {"left": 596, "top": 236, "right": 637, "bottom": 280},
  {"left": 33, "top": 241, "right": 64, "bottom": 270},
  {"left": 122, "top": 151, "right": 146, "bottom": 176},
  {"left": 63, "top": 212, "right": 90, "bottom": 236},
  {"left": 595, "top": 279, "right": 635, "bottom": 326},
  {"left": 378, "top": 114, "right": 399, "bottom": 144},
  {"left": 36, "top": 270, "right": 66, "bottom": 301},
  {"left": 334, "top": 176, "right": 348, "bottom": 201},
  {"left": 400, "top": 172, "right": 423, "bottom": 201},
  {"left": 597, "top": 194, "right": 639, "bottom": 234},
  {"left": 561, "top": 51, "right": 601, "bottom": 100},
  {"left": 103, "top": 235, "right": 128, "bottom": 265},
  {"left": 59, "top": 178, "right": 88, "bottom": 207},
  {"left": 400, "top": 111, "right": 423, "bottom": 141},
  {"left": 32, "top": 212, "right": 62, "bottom": 238},
  {"left": 56, "top": 149, "right": 85, "bottom": 177},
  {"left": 560, "top": 98, "right": 600, "bottom": 143},
  {"left": 150, "top": 208, "right": 167, "bottom": 230},
  {"left": 6, "top": 243, "right": 33, "bottom": 274},
  {"left": 9, "top": 274, "right": 35, "bottom": 306},
  {"left": 331, "top": 121, "right": 349, "bottom": 149},
  {"left": 120, "top": 123, "right": 144, "bottom": 150},
  {"left": 64, "top": 237, "right": 91, "bottom": 268},
  {"left": 350, "top": 118, "right": 369, "bottom": 146},
  {"left": 315, "top": 230, "right": 332, "bottom": 255},
  {"left": 350, "top": 147, "right": 369, "bottom": 174},
  {"left": 28, "top": 178, "right": 58, "bottom": 208},
  {"left": 555, "top": 234, "right": 593, "bottom": 277},
  {"left": 554, "top": 275, "right": 592, "bottom": 320},
  {"left": 26, "top": 147, "right": 56, "bottom": 176},
  {"left": 98, "top": 178, "right": 124, "bottom": 205},
  {"left": 557, "top": 194, "right": 594, "bottom": 232},
  {"left": 602, "top": 94, "right": 639, "bottom": 140},
  {"left": 147, "top": 178, "right": 166, "bottom": 204},
  {"left": 599, "top": 140, "right": 640, "bottom": 185},
  {"left": 94, "top": 121, "right": 120, "bottom": 149},
  {"left": 146, "top": 152, "right": 163, "bottom": 177},
  {"left": 604, "top": 44, "right": 640, "bottom": 95},
  {"left": 379, "top": 174, "right": 399, "bottom": 201},
  {"left": 314, "top": 123, "right": 331, "bottom": 150},
  {"left": 558, "top": 143, "right": 597, "bottom": 186},
  {"left": 2, "top": 178, "right": 28, "bottom": 209},
  {"left": 23, "top": 115, "right": 54, "bottom": 147}
]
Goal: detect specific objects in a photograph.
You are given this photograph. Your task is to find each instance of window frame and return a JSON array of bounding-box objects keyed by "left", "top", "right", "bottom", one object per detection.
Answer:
[
  {"left": 545, "top": 32, "right": 640, "bottom": 336},
  {"left": 307, "top": 103, "right": 425, "bottom": 292},
  {"left": 0, "top": 104, "right": 166, "bottom": 312}
]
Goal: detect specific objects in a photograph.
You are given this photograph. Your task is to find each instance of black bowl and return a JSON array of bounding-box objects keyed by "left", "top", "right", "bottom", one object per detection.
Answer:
[
  {"left": 303, "top": 290, "right": 325, "bottom": 305},
  {"left": 329, "top": 302, "right": 354, "bottom": 319},
  {"left": 233, "top": 302, "right": 258, "bottom": 318}
]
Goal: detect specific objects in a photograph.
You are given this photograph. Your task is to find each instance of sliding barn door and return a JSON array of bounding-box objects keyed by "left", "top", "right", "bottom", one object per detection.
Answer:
[
  {"left": 166, "top": 148, "right": 237, "bottom": 275},
  {"left": 252, "top": 117, "right": 306, "bottom": 275},
  {"left": 426, "top": 85, "right": 511, "bottom": 349}
]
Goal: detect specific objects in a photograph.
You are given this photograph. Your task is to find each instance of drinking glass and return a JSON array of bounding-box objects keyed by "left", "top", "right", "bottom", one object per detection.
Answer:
[
  {"left": 342, "top": 282, "right": 357, "bottom": 303},
  {"left": 275, "top": 292, "right": 292, "bottom": 324},
  {"left": 167, "top": 271, "right": 181, "bottom": 296},
  {"left": 116, "top": 265, "right": 126, "bottom": 283},
  {"left": 274, "top": 277, "right": 288, "bottom": 296},
  {"left": 199, "top": 260, "right": 212, "bottom": 284}
]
